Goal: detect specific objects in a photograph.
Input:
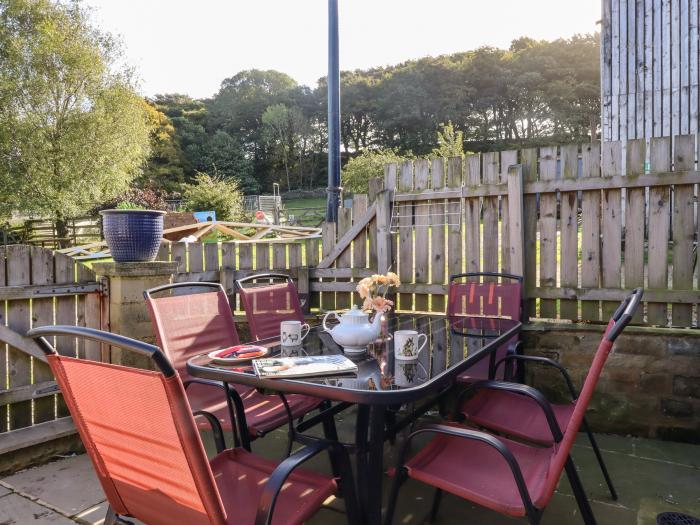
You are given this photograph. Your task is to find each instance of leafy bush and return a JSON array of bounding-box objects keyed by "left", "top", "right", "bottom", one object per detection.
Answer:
[
  {"left": 95, "top": 187, "right": 168, "bottom": 212},
  {"left": 342, "top": 149, "right": 411, "bottom": 194},
  {"left": 182, "top": 173, "right": 245, "bottom": 221}
]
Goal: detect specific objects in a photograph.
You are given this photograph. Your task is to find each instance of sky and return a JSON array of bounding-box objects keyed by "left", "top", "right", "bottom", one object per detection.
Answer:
[{"left": 83, "top": 0, "right": 601, "bottom": 99}]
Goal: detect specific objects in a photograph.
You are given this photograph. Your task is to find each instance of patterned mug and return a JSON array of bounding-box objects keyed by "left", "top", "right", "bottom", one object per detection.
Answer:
[
  {"left": 280, "top": 320, "right": 310, "bottom": 347},
  {"left": 393, "top": 330, "right": 428, "bottom": 361}
]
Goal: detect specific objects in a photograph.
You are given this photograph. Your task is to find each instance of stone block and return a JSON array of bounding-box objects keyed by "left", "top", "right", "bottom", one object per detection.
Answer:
[
  {"left": 93, "top": 261, "right": 179, "bottom": 278},
  {"left": 660, "top": 399, "right": 694, "bottom": 418},
  {"left": 614, "top": 335, "right": 666, "bottom": 357},
  {"left": 673, "top": 375, "right": 700, "bottom": 398},
  {"left": 666, "top": 338, "right": 700, "bottom": 356},
  {"left": 638, "top": 373, "right": 673, "bottom": 394}
]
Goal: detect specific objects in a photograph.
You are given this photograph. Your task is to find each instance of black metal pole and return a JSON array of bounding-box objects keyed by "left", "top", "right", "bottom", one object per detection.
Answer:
[{"left": 326, "top": 0, "right": 340, "bottom": 223}]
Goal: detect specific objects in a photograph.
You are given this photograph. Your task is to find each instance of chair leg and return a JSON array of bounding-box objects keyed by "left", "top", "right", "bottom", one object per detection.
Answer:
[
  {"left": 383, "top": 468, "right": 405, "bottom": 525},
  {"left": 581, "top": 418, "right": 618, "bottom": 500},
  {"left": 427, "top": 488, "right": 443, "bottom": 523},
  {"left": 104, "top": 506, "right": 118, "bottom": 525},
  {"left": 564, "top": 456, "right": 598, "bottom": 525}
]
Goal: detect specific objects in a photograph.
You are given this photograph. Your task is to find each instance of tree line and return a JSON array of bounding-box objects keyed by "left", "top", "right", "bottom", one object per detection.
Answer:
[{"left": 147, "top": 34, "right": 600, "bottom": 195}]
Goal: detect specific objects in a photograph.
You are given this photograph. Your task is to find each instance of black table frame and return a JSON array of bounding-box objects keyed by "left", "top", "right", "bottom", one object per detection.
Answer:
[{"left": 187, "top": 315, "right": 521, "bottom": 525}]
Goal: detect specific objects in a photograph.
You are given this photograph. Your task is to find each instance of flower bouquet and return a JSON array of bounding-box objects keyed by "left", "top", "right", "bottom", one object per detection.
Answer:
[{"left": 356, "top": 272, "right": 401, "bottom": 313}]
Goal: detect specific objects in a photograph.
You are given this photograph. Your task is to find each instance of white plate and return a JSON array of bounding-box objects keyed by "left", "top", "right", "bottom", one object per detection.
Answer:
[{"left": 208, "top": 345, "right": 269, "bottom": 365}]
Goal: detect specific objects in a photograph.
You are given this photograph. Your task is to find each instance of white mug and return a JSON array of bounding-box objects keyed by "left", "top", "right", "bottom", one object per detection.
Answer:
[
  {"left": 393, "top": 330, "right": 427, "bottom": 361},
  {"left": 280, "top": 320, "right": 310, "bottom": 347}
]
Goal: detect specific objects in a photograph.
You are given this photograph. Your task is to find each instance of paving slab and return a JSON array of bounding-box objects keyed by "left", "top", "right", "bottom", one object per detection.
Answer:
[
  {"left": 0, "top": 483, "right": 11, "bottom": 498},
  {"left": 0, "top": 493, "right": 75, "bottom": 524},
  {"left": 1, "top": 455, "right": 104, "bottom": 517}
]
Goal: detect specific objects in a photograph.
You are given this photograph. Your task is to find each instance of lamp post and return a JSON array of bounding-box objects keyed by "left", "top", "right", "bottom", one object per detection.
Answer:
[{"left": 326, "top": 0, "right": 340, "bottom": 222}]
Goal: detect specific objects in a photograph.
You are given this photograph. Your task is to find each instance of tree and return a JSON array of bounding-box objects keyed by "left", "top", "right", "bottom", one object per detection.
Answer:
[
  {"left": 0, "top": 0, "right": 151, "bottom": 231},
  {"left": 140, "top": 100, "right": 186, "bottom": 192},
  {"left": 432, "top": 121, "right": 464, "bottom": 158},
  {"left": 182, "top": 173, "right": 245, "bottom": 221}
]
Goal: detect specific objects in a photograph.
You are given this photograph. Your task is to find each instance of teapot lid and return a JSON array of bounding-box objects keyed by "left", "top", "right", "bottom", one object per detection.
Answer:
[{"left": 342, "top": 304, "right": 369, "bottom": 323}]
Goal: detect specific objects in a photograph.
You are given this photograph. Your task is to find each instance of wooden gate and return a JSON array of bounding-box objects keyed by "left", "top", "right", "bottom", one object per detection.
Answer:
[{"left": 0, "top": 245, "right": 105, "bottom": 461}]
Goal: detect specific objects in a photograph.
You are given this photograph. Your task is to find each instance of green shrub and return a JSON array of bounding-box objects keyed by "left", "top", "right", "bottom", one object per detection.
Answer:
[
  {"left": 182, "top": 173, "right": 245, "bottom": 221},
  {"left": 342, "top": 149, "right": 410, "bottom": 194}
]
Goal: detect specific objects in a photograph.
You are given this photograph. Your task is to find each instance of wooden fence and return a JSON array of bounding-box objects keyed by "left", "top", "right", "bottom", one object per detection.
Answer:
[
  {"left": 0, "top": 246, "right": 105, "bottom": 459},
  {"left": 154, "top": 135, "right": 699, "bottom": 329}
]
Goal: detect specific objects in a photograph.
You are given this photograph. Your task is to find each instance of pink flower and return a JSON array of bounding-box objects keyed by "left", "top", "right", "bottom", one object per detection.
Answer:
[{"left": 365, "top": 296, "right": 394, "bottom": 313}]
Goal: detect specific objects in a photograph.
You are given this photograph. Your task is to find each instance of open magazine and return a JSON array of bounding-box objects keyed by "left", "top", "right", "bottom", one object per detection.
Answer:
[{"left": 253, "top": 355, "right": 358, "bottom": 379}]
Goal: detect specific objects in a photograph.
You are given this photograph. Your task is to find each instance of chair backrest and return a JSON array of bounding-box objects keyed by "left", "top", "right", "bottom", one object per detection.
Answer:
[
  {"left": 236, "top": 273, "right": 305, "bottom": 341},
  {"left": 542, "top": 288, "right": 643, "bottom": 501},
  {"left": 448, "top": 273, "right": 523, "bottom": 380},
  {"left": 447, "top": 272, "right": 523, "bottom": 319},
  {"left": 144, "top": 282, "right": 240, "bottom": 381},
  {"left": 29, "top": 326, "right": 227, "bottom": 525}
]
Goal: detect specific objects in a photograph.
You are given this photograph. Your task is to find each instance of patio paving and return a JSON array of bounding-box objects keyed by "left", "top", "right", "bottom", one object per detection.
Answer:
[{"left": 1, "top": 409, "right": 698, "bottom": 524}]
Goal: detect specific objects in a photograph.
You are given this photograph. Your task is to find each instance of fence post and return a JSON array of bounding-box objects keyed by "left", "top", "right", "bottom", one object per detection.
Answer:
[
  {"left": 376, "top": 189, "right": 392, "bottom": 274},
  {"left": 507, "top": 164, "right": 525, "bottom": 278}
]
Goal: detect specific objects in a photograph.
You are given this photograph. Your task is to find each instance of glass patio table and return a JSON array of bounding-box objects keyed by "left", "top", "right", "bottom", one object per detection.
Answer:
[{"left": 187, "top": 312, "right": 521, "bottom": 525}]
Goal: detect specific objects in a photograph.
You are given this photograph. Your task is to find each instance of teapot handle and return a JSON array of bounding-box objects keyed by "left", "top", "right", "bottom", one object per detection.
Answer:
[{"left": 322, "top": 311, "right": 340, "bottom": 332}]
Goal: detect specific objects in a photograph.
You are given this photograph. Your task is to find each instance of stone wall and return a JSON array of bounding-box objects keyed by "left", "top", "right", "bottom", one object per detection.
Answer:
[{"left": 521, "top": 323, "right": 700, "bottom": 443}]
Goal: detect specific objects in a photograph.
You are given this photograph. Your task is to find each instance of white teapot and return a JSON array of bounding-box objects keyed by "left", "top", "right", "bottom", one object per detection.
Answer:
[{"left": 323, "top": 305, "right": 382, "bottom": 355}]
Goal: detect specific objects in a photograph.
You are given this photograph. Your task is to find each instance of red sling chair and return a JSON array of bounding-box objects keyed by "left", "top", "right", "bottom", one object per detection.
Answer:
[
  {"left": 448, "top": 272, "right": 524, "bottom": 381},
  {"left": 455, "top": 294, "right": 626, "bottom": 501},
  {"left": 144, "top": 282, "right": 323, "bottom": 453},
  {"left": 385, "top": 289, "right": 643, "bottom": 525},
  {"left": 28, "top": 325, "right": 360, "bottom": 525},
  {"left": 235, "top": 273, "right": 308, "bottom": 341}
]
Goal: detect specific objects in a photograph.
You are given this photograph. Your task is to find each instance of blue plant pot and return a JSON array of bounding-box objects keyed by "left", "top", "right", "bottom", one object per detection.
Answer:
[{"left": 100, "top": 210, "right": 166, "bottom": 262}]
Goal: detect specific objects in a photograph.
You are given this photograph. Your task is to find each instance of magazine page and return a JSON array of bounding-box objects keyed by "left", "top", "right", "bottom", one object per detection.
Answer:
[{"left": 253, "top": 355, "right": 358, "bottom": 379}]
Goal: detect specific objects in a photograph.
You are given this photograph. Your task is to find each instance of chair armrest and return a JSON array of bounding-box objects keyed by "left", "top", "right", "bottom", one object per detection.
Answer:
[
  {"left": 255, "top": 439, "right": 359, "bottom": 525},
  {"left": 459, "top": 381, "right": 564, "bottom": 442},
  {"left": 397, "top": 424, "right": 535, "bottom": 514},
  {"left": 495, "top": 355, "right": 578, "bottom": 399},
  {"left": 192, "top": 410, "right": 226, "bottom": 453}
]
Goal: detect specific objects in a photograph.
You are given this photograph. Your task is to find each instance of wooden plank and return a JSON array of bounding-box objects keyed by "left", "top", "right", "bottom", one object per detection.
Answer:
[
  {"left": 500, "top": 150, "right": 517, "bottom": 274},
  {"left": 367, "top": 178, "right": 382, "bottom": 270},
  {"left": 305, "top": 238, "right": 320, "bottom": 311},
  {"left": 205, "top": 242, "right": 219, "bottom": 273},
  {"left": 413, "top": 159, "right": 430, "bottom": 312},
  {"left": 321, "top": 221, "right": 336, "bottom": 311},
  {"left": 430, "top": 158, "right": 446, "bottom": 313},
  {"left": 538, "top": 147, "right": 557, "bottom": 318},
  {"left": 619, "top": 0, "right": 628, "bottom": 141},
  {"left": 601, "top": 142, "right": 623, "bottom": 318},
  {"left": 690, "top": 0, "right": 698, "bottom": 132},
  {"left": 625, "top": 138, "right": 646, "bottom": 324},
  {"left": 273, "top": 243, "right": 287, "bottom": 272},
  {"left": 0, "top": 247, "right": 6, "bottom": 432},
  {"left": 317, "top": 203, "right": 376, "bottom": 269},
  {"left": 171, "top": 242, "right": 187, "bottom": 275},
  {"left": 54, "top": 254, "right": 75, "bottom": 418},
  {"left": 602, "top": 0, "right": 613, "bottom": 140},
  {"left": 0, "top": 380, "right": 59, "bottom": 406},
  {"left": 506, "top": 165, "right": 525, "bottom": 277},
  {"left": 520, "top": 149, "right": 538, "bottom": 318},
  {"left": 653, "top": 0, "right": 663, "bottom": 136},
  {"left": 647, "top": 137, "right": 672, "bottom": 324},
  {"left": 671, "top": 0, "right": 681, "bottom": 136},
  {"left": 237, "top": 243, "right": 253, "bottom": 312},
  {"left": 336, "top": 208, "right": 352, "bottom": 309},
  {"left": 220, "top": 242, "right": 236, "bottom": 297},
  {"left": 189, "top": 242, "right": 204, "bottom": 273},
  {"left": 352, "top": 194, "right": 369, "bottom": 271},
  {"left": 156, "top": 242, "right": 170, "bottom": 262},
  {"left": 636, "top": 0, "right": 646, "bottom": 138},
  {"left": 255, "top": 241, "right": 270, "bottom": 271},
  {"left": 398, "top": 160, "right": 414, "bottom": 311},
  {"left": 76, "top": 263, "right": 100, "bottom": 361},
  {"left": 581, "top": 143, "right": 602, "bottom": 321},
  {"left": 612, "top": 0, "right": 621, "bottom": 140},
  {"left": 671, "top": 134, "right": 695, "bottom": 325},
  {"left": 385, "top": 163, "right": 399, "bottom": 266},
  {"left": 6, "top": 245, "right": 32, "bottom": 430},
  {"left": 447, "top": 156, "right": 463, "bottom": 366},
  {"left": 0, "top": 417, "right": 76, "bottom": 457},
  {"left": 645, "top": 0, "right": 654, "bottom": 138},
  {"left": 628, "top": 0, "right": 638, "bottom": 138},
  {"left": 559, "top": 144, "right": 579, "bottom": 320},
  {"left": 661, "top": 0, "right": 672, "bottom": 137},
  {"left": 28, "top": 246, "right": 54, "bottom": 427},
  {"left": 482, "top": 152, "right": 499, "bottom": 277},
  {"left": 463, "top": 155, "right": 480, "bottom": 277},
  {"left": 376, "top": 190, "right": 393, "bottom": 274},
  {"left": 680, "top": 0, "right": 690, "bottom": 135}
]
